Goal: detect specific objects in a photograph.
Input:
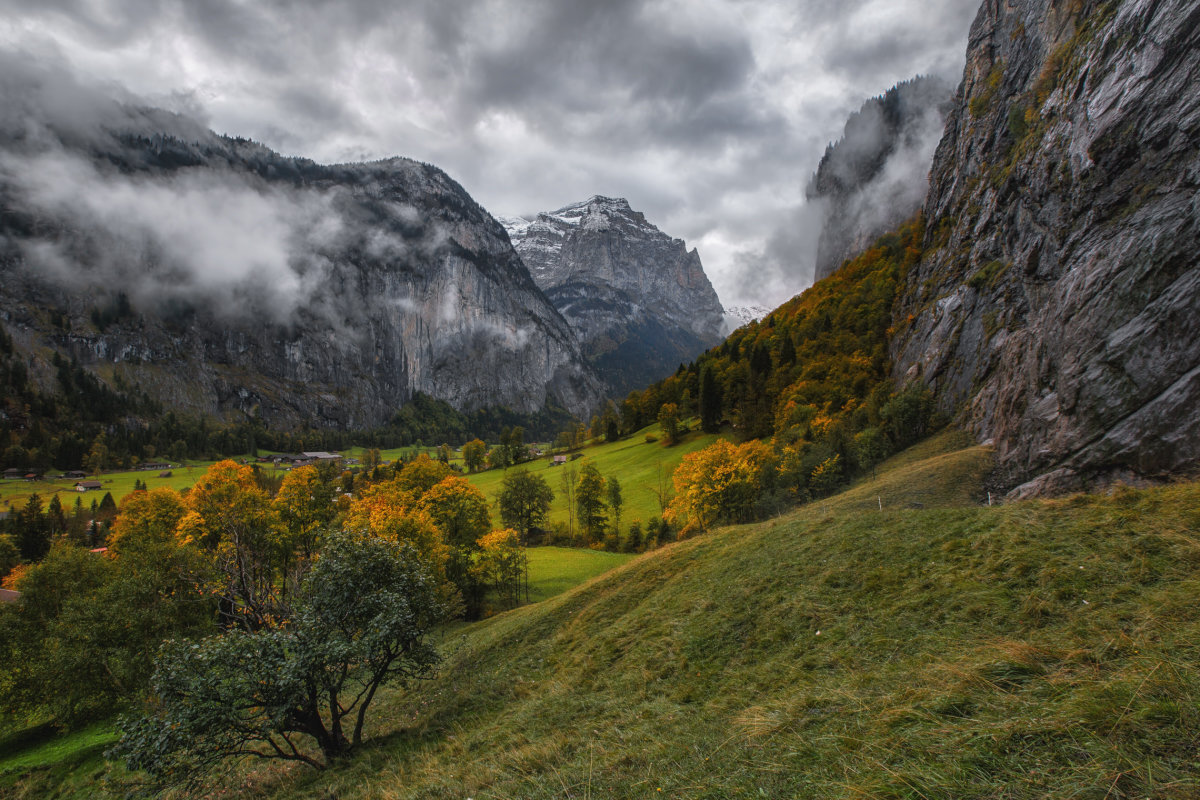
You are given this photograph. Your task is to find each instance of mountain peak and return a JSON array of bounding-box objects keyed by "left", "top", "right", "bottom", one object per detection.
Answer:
[{"left": 503, "top": 196, "right": 724, "bottom": 398}]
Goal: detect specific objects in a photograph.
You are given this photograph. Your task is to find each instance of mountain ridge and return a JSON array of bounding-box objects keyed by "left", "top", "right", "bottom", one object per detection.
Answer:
[
  {"left": 0, "top": 75, "right": 603, "bottom": 432},
  {"left": 503, "top": 196, "right": 725, "bottom": 399}
]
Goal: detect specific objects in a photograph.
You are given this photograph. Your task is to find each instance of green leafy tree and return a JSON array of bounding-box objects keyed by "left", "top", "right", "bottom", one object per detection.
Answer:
[
  {"left": 607, "top": 475, "right": 623, "bottom": 541},
  {"left": 507, "top": 426, "right": 526, "bottom": 464},
  {"left": 575, "top": 463, "right": 608, "bottom": 544},
  {"left": 462, "top": 438, "right": 487, "bottom": 472},
  {"left": 113, "top": 533, "right": 448, "bottom": 786},
  {"left": 881, "top": 384, "right": 936, "bottom": 450},
  {"left": 699, "top": 365, "right": 722, "bottom": 433},
  {"left": 657, "top": 403, "right": 681, "bottom": 445},
  {"left": 852, "top": 426, "right": 890, "bottom": 479},
  {"left": 623, "top": 520, "right": 644, "bottom": 553},
  {"left": 0, "top": 534, "right": 19, "bottom": 580},
  {"left": 497, "top": 469, "right": 554, "bottom": 545}
]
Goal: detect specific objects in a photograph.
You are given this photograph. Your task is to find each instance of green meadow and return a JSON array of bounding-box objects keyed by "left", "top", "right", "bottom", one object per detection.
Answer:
[{"left": 464, "top": 421, "right": 723, "bottom": 530}]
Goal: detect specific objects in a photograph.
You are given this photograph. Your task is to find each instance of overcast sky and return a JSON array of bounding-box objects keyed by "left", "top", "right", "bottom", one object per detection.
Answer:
[{"left": 0, "top": 0, "right": 979, "bottom": 309}]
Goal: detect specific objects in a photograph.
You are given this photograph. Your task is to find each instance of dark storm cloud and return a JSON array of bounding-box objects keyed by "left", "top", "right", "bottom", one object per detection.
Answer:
[{"left": 0, "top": 0, "right": 982, "bottom": 309}]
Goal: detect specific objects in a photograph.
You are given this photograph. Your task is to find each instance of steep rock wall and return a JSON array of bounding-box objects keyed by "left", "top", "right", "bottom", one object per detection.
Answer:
[{"left": 892, "top": 0, "right": 1200, "bottom": 494}]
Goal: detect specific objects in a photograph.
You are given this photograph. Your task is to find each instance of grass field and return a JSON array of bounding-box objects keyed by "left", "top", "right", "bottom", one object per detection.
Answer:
[
  {"left": 464, "top": 421, "right": 723, "bottom": 530},
  {"left": 525, "top": 546, "right": 636, "bottom": 603},
  {"left": 203, "top": 431, "right": 1200, "bottom": 799},
  {"left": 0, "top": 460, "right": 234, "bottom": 513}
]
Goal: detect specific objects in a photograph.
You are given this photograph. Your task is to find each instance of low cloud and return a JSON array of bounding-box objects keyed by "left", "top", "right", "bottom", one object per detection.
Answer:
[{"left": 3, "top": 145, "right": 344, "bottom": 324}]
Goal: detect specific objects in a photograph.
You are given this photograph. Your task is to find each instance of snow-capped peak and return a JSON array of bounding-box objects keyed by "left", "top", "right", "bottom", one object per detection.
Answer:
[{"left": 722, "top": 305, "right": 770, "bottom": 334}]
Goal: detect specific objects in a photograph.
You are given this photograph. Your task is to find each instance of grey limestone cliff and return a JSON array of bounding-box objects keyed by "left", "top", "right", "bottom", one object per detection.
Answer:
[
  {"left": 892, "top": 0, "right": 1200, "bottom": 495},
  {"left": 502, "top": 196, "right": 725, "bottom": 398},
  {"left": 0, "top": 86, "right": 601, "bottom": 428}
]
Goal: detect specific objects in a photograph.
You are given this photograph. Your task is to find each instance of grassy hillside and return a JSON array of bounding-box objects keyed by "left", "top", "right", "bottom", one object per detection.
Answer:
[{"left": 11, "top": 430, "right": 1200, "bottom": 798}]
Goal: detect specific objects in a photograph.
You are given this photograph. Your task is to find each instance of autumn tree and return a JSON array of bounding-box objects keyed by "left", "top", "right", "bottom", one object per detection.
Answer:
[
  {"left": 342, "top": 480, "right": 448, "bottom": 595},
  {"left": 85, "top": 432, "right": 108, "bottom": 476},
  {"left": 666, "top": 439, "right": 776, "bottom": 534},
  {"left": 176, "top": 460, "right": 279, "bottom": 629},
  {"left": 274, "top": 466, "right": 335, "bottom": 557},
  {"left": 497, "top": 468, "right": 554, "bottom": 545},
  {"left": 395, "top": 454, "right": 454, "bottom": 495},
  {"left": 476, "top": 528, "right": 526, "bottom": 609},
  {"left": 109, "top": 488, "right": 187, "bottom": 547},
  {"left": 420, "top": 476, "right": 491, "bottom": 619}
]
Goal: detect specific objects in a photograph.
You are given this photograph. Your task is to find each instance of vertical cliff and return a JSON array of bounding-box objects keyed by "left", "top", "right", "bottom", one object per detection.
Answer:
[{"left": 892, "top": 0, "right": 1200, "bottom": 494}]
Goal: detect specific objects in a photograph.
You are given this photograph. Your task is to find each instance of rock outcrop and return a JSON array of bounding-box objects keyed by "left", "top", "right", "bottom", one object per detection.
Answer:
[
  {"left": 502, "top": 197, "right": 725, "bottom": 398},
  {"left": 0, "top": 90, "right": 601, "bottom": 429},
  {"left": 807, "top": 76, "right": 953, "bottom": 282},
  {"left": 892, "top": 0, "right": 1200, "bottom": 494}
]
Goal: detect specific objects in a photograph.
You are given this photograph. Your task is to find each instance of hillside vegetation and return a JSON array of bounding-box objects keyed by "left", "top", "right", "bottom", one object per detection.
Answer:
[{"left": 17, "top": 430, "right": 1199, "bottom": 798}]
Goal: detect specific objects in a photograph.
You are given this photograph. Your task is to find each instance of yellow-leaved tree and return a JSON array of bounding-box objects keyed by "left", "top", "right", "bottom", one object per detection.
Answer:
[
  {"left": 476, "top": 528, "right": 527, "bottom": 611},
  {"left": 175, "top": 460, "right": 280, "bottom": 628},
  {"left": 665, "top": 439, "right": 776, "bottom": 535}
]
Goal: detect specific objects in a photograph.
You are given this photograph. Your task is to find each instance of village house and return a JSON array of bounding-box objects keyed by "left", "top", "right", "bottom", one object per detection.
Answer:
[{"left": 74, "top": 480, "right": 103, "bottom": 492}]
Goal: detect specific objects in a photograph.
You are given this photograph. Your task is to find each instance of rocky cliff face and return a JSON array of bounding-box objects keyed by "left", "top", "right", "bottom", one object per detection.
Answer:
[
  {"left": 892, "top": 0, "right": 1200, "bottom": 495},
  {"left": 502, "top": 197, "right": 725, "bottom": 398},
  {"left": 807, "top": 76, "right": 952, "bottom": 282},
  {"left": 0, "top": 93, "right": 601, "bottom": 428}
]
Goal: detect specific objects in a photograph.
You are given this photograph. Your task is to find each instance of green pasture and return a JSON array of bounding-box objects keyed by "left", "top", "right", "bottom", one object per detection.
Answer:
[{"left": 465, "top": 421, "right": 722, "bottom": 529}]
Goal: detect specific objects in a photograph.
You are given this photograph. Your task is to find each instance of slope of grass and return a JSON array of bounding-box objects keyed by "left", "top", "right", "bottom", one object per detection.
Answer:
[{"left": 15, "top": 431, "right": 1200, "bottom": 799}]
